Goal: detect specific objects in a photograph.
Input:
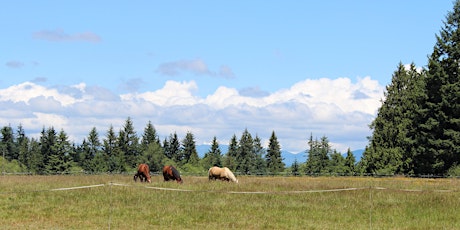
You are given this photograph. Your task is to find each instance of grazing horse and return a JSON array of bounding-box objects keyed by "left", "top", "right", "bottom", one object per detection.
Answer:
[
  {"left": 162, "top": 165, "right": 183, "bottom": 184},
  {"left": 208, "top": 166, "right": 238, "bottom": 183},
  {"left": 134, "top": 163, "right": 151, "bottom": 183}
]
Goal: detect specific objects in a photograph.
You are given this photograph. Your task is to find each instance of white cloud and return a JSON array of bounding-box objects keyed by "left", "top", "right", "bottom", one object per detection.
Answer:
[
  {"left": 33, "top": 29, "right": 101, "bottom": 43},
  {"left": 0, "top": 77, "right": 384, "bottom": 153},
  {"left": 156, "top": 59, "right": 236, "bottom": 78},
  {"left": 0, "top": 82, "right": 81, "bottom": 106}
]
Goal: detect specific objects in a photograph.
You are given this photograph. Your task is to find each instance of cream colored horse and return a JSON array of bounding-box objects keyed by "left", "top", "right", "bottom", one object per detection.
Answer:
[{"left": 208, "top": 166, "right": 238, "bottom": 183}]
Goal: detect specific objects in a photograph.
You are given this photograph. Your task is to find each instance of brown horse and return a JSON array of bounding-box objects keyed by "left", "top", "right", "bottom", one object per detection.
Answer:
[
  {"left": 134, "top": 163, "right": 151, "bottom": 183},
  {"left": 208, "top": 166, "right": 238, "bottom": 183},
  {"left": 162, "top": 165, "right": 183, "bottom": 184}
]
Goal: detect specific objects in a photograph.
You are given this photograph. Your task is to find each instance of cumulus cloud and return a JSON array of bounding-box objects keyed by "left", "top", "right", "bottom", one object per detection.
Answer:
[
  {"left": 0, "top": 77, "right": 384, "bottom": 153},
  {"left": 33, "top": 29, "right": 101, "bottom": 43},
  {"left": 156, "top": 59, "right": 235, "bottom": 78}
]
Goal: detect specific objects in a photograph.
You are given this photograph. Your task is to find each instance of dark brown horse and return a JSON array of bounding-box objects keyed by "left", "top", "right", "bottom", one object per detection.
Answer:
[
  {"left": 134, "top": 163, "right": 151, "bottom": 183},
  {"left": 162, "top": 165, "right": 183, "bottom": 184}
]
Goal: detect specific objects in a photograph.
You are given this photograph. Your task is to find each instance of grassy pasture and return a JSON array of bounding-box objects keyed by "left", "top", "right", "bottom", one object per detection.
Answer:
[{"left": 0, "top": 175, "right": 459, "bottom": 229}]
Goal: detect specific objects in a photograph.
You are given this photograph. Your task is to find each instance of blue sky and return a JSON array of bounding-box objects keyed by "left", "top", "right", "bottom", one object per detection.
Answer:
[{"left": 0, "top": 1, "right": 454, "bottom": 154}]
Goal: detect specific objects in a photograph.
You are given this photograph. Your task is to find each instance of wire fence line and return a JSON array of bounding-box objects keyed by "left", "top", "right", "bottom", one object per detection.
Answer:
[
  {"left": 2, "top": 169, "right": 460, "bottom": 179},
  {"left": 1, "top": 180, "right": 458, "bottom": 196}
]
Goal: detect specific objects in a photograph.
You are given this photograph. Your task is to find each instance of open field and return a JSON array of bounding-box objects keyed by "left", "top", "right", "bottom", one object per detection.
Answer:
[{"left": 0, "top": 175, "right": 459, "bottom": 229}]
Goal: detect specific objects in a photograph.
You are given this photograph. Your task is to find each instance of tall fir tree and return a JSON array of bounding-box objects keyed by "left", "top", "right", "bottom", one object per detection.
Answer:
[
  {"left": 47, "top": 129, "right": 73, "bottom": 173},
  {"left": 1, "top": 125, "right": 16, "bottom": 161},
  {"left": 223, "top": 134, "right": 238, "bottom": 171},
  {"left": 236, "top": 129, "right": 254, "bottom": 175},
  {"left": 16, "top": 124, "right": 31, "bottom": 171},
  {"left": 344, "top": 148, "right": 356, "bottom": 175},
  {"left": 415, "top": 0, "right": 460, "bottom": 175},
  {"left": 181, "top": 131, "right": 199, "bottom": 165},
  {"left": 202, "top": 136, "right": 222, "bottom": 169},
  {"left": 103, "top": 125, "right": 122, "bottom": 172},
  {"left": 253, "top": 135, "right": 267, "bottom": 175},
  {"left": 363, "top": 63, "right": 425, "bottom": 175},
  {"left": 305, "top": 134, "right": 331, "bottom": 174},
  {"left": 266, "top": 131, "right": 284, "bottom": 174},
  {"left": 119, "top": 117, "right": 140, "bottom": 169}
]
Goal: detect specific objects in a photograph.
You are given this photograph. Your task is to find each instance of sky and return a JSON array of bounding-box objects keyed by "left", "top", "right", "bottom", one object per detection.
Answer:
[{"left": 0, "top": 1, "right": 455, "bottom": 154}]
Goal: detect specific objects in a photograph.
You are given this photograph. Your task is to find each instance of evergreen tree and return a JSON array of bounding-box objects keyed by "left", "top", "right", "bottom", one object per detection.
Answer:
[
  {"left": 28, "top": 138, "right": 41, "bottom": 174},
  {"left": 266, "top": 131, "right": 284, "bottom": 174},
  {"left": 47, "top": 129, "right": 73, "bottom": 173},
  {"left": 223, "top": 134, "right": 238, "bottom": 171},
  {"left": 328, "top": 150, "right": 346, "bottom": 175},
  {"left": 236, "top": 129, "right": 254, "bottom": 175},
  {"left": 363, "top": 63, "right": 425, "bottom": 175},
  {"left": 305, "top": 134, "right": 331, "bottom": 175},
  {"left": 253, "top": 135, "right": 267, "bottom": 175},
  {"left": 119, "top": 117, "right": 140, "bottom": 169},
  {"left": 80, "top": 127, "right": 104, "bottom": 172},
  {"left": 103, "top": 125, "right": 120, "bottom": 172},
  {"left": 291, "top": 159, "right": 300, "bottom": 176},
  {"left": 39, "top": 127, "right": 57, "bottom": 174},
  {"left": 16, "top": 124, "right": 30, "bottom": 171},
  {"left": 344, "top": 148, "right": 356, "bottom": 175},
  {"left": 141, "top": 121, "right": 160, "bottom": 147},
  {"left": 181, "top": 131, "right": 199, "bottom": 165},
  {"left": 163, "top": 138, "right": 171, "bottom": 159},
  {"left": 139, "top": 121, "right": 164, "bottom": 172},
  {"left": 1, "top": 125, "right": 16, "bottom": 161},
  {"left": 202, "top": 136, "right": 222, "bottom": 169},
  {"left": 166, "top": 132, "right": 181, "bottom": 163},
  {"left": 415, "top": 1, "right": 460, "bottom": 175}
]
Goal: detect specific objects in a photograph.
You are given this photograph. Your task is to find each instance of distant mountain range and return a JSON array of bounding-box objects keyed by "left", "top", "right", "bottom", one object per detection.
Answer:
[{"left": 195, "top": 144, "right": 364, "bottom": 167}]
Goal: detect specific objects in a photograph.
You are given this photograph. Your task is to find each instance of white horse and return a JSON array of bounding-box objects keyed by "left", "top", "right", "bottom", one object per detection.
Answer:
[{"left": 208, "top": 166, "right": 238, "bottom": 183}]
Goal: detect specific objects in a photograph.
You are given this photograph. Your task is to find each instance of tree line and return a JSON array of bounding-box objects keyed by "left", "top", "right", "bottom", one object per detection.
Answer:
[
  {"left": 361, "top": 1, "right": 460, "bottom": 177},
  {"left": 0, "top": 118, "right": 361, "bottom": 175}
]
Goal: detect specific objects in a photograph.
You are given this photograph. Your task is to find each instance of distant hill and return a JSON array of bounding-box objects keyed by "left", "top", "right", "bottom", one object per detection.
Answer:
[{"left": 196, "top": 144, "right": 364, "bottom": 167}]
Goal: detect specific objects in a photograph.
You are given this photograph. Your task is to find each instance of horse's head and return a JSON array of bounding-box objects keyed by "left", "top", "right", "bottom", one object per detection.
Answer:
[{"left": 147, "top": 178, "right": 151, "bottom": 183}]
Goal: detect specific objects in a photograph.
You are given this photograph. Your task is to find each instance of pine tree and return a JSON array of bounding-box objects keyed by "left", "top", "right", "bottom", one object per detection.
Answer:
[
  {"left": 39, "top": 127, "right": 57, "bottom": 174},
  {"left": 223, "top": 134, "right": 238, "bottom": 171},
  {"left": 47, "top": 129, "right": 73, "bottom": 173},
  {"left": 103, "top": 125, "right": 120, "bottom": 172},
  {"left": 363, "top": 63, "right": 425, "bottom": 175},
  {"left": 266, "top": 131, "right": 284, "bottom": 174},
  {"left": 1, "top": 125, "right": 16, "bottom": 161},
  {"left": 202, "top": 136, "right": 222, "bottom": 169},
  {"left": 305, "top": 134, "right": 331, "bottom": 175},
  {"left": 253, "top": 135, "right": 267, "bottom": 175},
  {"left": 344, "top": 148, "right": 356, "bottom": 175},
  {"left": 181, "top": 131, "right": 199, "bottom": 165},
  {"left": 167, "top": 132, "right": 181, "bottom": 163},
  {"left": 236, "top": 129, "right": 254, "bottom": 175},
  {"left": 141, "top": 121, "right": 160, "bottom": 147},
  {"left": 16, "top": 124, "right": 30, "bottom": 171},
  {"left": 139, "top": 121, "right": 164, "bottom": 172},
  {"left": 291, "top": 159, "right": 300, "bottom": 176},
  {"left": 119, "top": 117, "right": 140, "bottom": 169},
  {"left": 416, "top": 1, "right": 460, "bottom": 175}
]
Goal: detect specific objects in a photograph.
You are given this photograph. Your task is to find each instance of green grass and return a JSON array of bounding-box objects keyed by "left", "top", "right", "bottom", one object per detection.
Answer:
[{"left": 0, "top": 175, "right": 458, "bottom": 229}]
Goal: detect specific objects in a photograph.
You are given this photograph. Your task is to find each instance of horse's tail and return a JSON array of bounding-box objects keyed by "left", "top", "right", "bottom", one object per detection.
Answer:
[
  {"left": 171, "top": 166, "right": 183, "bottom": 183},
  {"left": 208, "top": 167, "right": 213, "bottom": 180}
]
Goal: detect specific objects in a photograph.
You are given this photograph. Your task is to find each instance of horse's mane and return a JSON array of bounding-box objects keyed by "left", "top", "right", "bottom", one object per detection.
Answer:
[{"left": 224, "top": 167, "right": 238, "bottom": 183}]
